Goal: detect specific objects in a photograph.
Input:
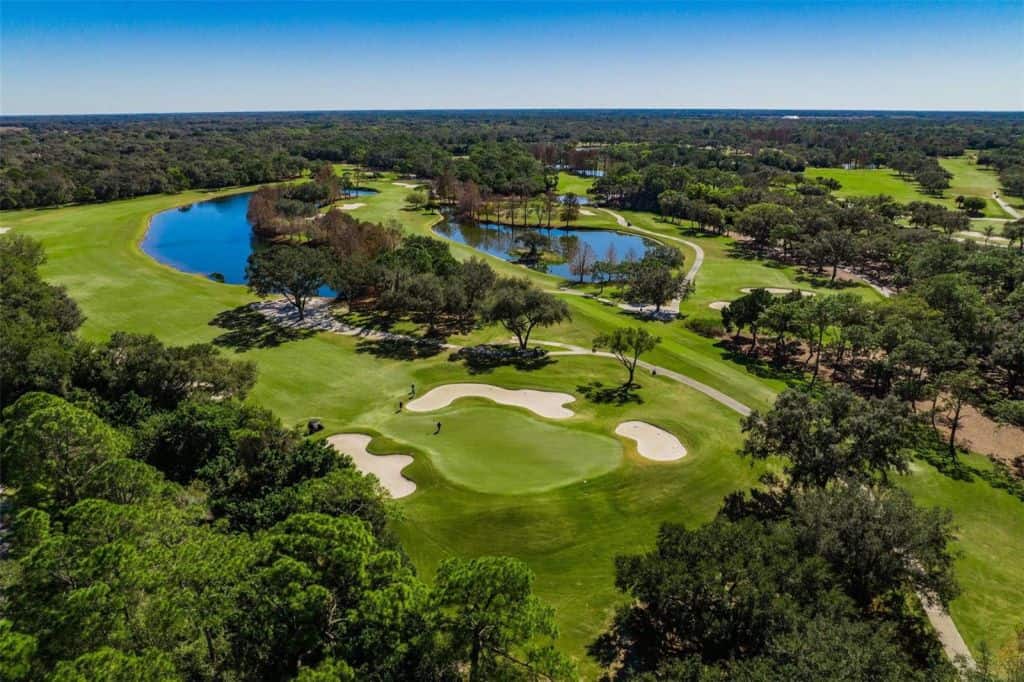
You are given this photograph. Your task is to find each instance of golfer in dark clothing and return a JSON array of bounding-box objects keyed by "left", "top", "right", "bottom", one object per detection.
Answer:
[
  {"left": 434, "top": 421, "right": 442, "bottom": 435},
  {"left": 398, "top": 400, "right": 403, "bottom": 412}
]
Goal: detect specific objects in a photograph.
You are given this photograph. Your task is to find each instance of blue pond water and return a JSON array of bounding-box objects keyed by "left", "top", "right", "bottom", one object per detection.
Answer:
[
  {"left": 558, "top": 194, "right": 590, "bottom": 205},
  {"left": 142, "top": 190, "right": 377, "bottom": 287},
  {"left": 143, "top": 190, "right": 640, "bottom": 287},
  {"left": 143, "top": 193, "right": 256, "bottom": 284},
  {"left": 435, "top": 218, "right": 654, "bottom": 281}
]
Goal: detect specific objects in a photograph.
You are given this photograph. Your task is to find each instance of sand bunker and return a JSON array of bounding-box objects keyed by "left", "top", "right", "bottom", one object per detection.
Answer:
[
  {"left": 615, "top": 421, "right": 687, "bottom": 461},
  {"left": 0, "top": 227, "right": 10, "bottom": 234},
  {"left": 328, "top": 433, "right": 416, "bottom": 498},
  {"left": 740, "top": 287, "right": 815, "bottom": 296},
  {"left": 393, "top": 181, "right": 423, "bottom": 189},
  {"left": 338, "top": 202, "right": 365, "bottom": 210},
  {"left": 579, "top": 208, "right": 596, "bottom": 216},
  {"left": 407, "top": 383, "right": 576, "bottom": 419},
  {"left": 708, "top": 301, "right": 730, "bottom": 310}
]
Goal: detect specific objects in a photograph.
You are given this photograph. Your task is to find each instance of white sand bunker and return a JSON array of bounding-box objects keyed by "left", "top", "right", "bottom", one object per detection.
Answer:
[
  {"left": 338, "top": 202, "right": 365, "bottom": 210},
  {"left": 615, "top": 421, "right": 687, "bottom": 461},
  {"left": 740, "top": 287, "right": 815, "bottom": 296},
  {"left": 0, "top": 227, "right": 10, "bottom": 234},
  {"left": 708, "top": 301, "right": 730, "bottom": 310},
  {"left": 328, "top": 433, "right": 416, "bottom": 498},
  {"left": 579, "top": 208, "right": 596, "bottom": 216},
  {"left": 407, "top": 383, "right": 576, "bottom": 419},
  {"left": 393, "top": 181, "right": 423, "bottom": 188}
]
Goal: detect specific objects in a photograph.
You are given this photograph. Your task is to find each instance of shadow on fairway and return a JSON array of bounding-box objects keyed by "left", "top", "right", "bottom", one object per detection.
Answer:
[
  {"left": 448, "top": 345, "right": 556, "bottom": 375},
  {"left": 577, "top": 380, "right": 643, "bottom": 405},
  {"left": 795, "top": 271, "right": 860, "bottom": 290},
  {"left": 209, "top": 305, "right": 316, "bottom": 352},
  {"left": 356, "top": 337, "right": 445, "bottom": 360}
]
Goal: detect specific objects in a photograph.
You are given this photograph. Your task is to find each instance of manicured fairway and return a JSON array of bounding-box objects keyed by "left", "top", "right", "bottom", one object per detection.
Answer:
[
  {"left": 3, "top": 172, "right": 1023, "bottom": 672},
  {"left": 379, "top": 403, "right": 622, "bottom": 494},
  {"left": 556, "top": 171, "right": 596, "bottom": 196},
  {"left": 809, "top": 158, "right": 1015, "bottom": 219}
]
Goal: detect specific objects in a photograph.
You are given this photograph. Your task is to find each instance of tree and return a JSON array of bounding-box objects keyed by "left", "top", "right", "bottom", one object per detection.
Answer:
[
  {"left": 558, "top": 193, "right": 580, "bottom": 227},
  {"left": 1, "top": 392, "right": 130, "bottom": 508},
  {"left": 569, "top": 242, "right": 596, "bottom": 283},
  {"left": 593, "top": 327, "right": 660, "bottom": 387},
  {"left": 0, "top": 234, "right": 83, "bottom": 407},
  {"left": 245, "top": 245, "right": 331, "bottom": 320},
  {"left": 741, "top": 386, "right": 915, "bottom": 487},
  {"left": 806, "top": 229, "right": 857, "bottom": 283},
  {"left": 961, "top": 196, "right": 987, "bottom": 216},
  {"left": 1004, "top": 219, "right": 1024, "bottom": 251},
  {"left": 791, "top": 485, "right": 958, "bottom": 609},
  {"left": 721, "top": 288, "right": 773, "bottom": 353},
  {"left": 934, "top": 368, "right": 983, "bottom": 462},
  {"left": 735, "top": 203, "right": 795, "bottom": 251},
  {"left": 627, "top": 259, "right": 685, "bottom": 313},
  {"left": 405, "top": 189, "right": 429, "bottom": 210},
  {"left": 431, "top": 556, "right": 574, "bottom": 682},
  {"left": 594, "top": 517, "right": 838, "bottom": 675},
  {"left": 482, "top": 278, "right": 571, "bottom": 350}
]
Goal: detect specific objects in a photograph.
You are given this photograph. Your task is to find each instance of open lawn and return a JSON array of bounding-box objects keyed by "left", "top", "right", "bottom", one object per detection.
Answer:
[
  {"left": 556, "top": 171, "right": 596, "bottom": 196},
  {"left": 3, "top": 171, "right": 1022, "bottom": 673},
  {"left": 808, "top": 157, "right": 1014, "bottom": 220}
]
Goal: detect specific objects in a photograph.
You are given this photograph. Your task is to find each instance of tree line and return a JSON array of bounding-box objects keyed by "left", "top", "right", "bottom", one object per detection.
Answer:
[{"left": 3, "top": 110, "right": 1020, "bottom": 209}]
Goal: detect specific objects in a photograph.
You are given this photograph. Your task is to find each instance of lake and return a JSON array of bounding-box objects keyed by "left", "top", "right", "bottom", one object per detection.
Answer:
[
  {"left": 143, "top": 192, "right": 256, "bottom": 284},
  {"left": 142, "top": 190, "right": 378, "bottom": 286},
  {"left": 434, "top": 218, "right": 655, "bottom": 281},
  {"left": 143, "top": 191, "right": 644, "bottom": 286}
]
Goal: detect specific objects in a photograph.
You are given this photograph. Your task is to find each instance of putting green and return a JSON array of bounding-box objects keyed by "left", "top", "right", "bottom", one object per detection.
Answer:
[{"left": 380, "top": 404, "right": 622, "bottom": 494}]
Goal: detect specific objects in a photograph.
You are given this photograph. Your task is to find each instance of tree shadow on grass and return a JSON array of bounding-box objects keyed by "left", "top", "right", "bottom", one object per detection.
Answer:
[
  {"left": 794, "top": 271, "right": 860, "bottom": 290},
  {"left": 577, "top": 381, "right": 643, "bottom": 406},
  {"left": 448, "top": 345, "right": 556, "bottom": 375},
  {"left": 355, "top": 337, "right": 445, "bottom": 361},
  {"left": 714, "top": 341, "right": 806, "bottom": 384},
  {"left": 209, "top": 305, "right": 316, "bottom": 352}
]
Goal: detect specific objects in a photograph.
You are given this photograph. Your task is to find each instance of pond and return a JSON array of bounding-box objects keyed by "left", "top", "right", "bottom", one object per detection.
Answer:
[
  {"left": 143, "top": 192, "right": 256, "bottom": 284},
  {"left": 142, "top": 191, "right": 643, "bottom": 287},
  {"left": 558, "top": 194, "right": 590, "bottom": 205},
  {"left": 142, "top": 190, "right": 379, "bottom": 287},
  {"left": 434, "top": 218, "right": 656, "bottom": 281}
]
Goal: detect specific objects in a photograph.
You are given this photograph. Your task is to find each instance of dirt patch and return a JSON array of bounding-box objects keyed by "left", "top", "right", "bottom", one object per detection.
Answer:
[{"left": 927, "top": 402, "right": 1024, "bottom": 471}]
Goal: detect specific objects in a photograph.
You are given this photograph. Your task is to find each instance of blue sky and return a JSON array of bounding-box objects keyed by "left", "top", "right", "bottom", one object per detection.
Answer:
[{"left": 2, "top": 1, "right": 1022, "bottom": 114}]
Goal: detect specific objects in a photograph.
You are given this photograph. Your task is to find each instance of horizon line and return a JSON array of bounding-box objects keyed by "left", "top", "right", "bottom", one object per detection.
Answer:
[{"left": 4, "top": 106, "right": 1024, "bottom": 119}]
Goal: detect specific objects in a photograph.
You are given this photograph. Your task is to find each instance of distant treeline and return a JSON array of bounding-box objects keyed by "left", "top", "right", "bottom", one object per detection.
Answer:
[{"left": 1, "top": 110, "right": 1021, "bottom": 209}]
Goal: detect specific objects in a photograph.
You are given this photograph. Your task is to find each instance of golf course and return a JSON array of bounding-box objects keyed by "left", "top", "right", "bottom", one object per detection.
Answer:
[{"left": 3, "top": 165, "right": 1022, "bottom": 674}]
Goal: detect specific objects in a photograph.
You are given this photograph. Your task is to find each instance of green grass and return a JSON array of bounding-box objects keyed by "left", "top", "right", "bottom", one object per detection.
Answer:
[
  {"left": 903, "top": 453, "right": 1024, "bottom": 656},
  {"left": 378, "top": 403, "right": 622, "bottom": 495},
  {"left": 556, "top": 171, "right": 596, "bottom": 196},
  {"left": 2, "top": 171, "right": 1022, "bottom": 674},
  {"left": 808, "top": 158, "right": 1013, "bottom": 219}
]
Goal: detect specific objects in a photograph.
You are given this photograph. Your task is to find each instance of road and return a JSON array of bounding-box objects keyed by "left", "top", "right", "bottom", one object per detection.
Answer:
[{"left": 993, "top": 192, "right": 1022, "bottom": 220}]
